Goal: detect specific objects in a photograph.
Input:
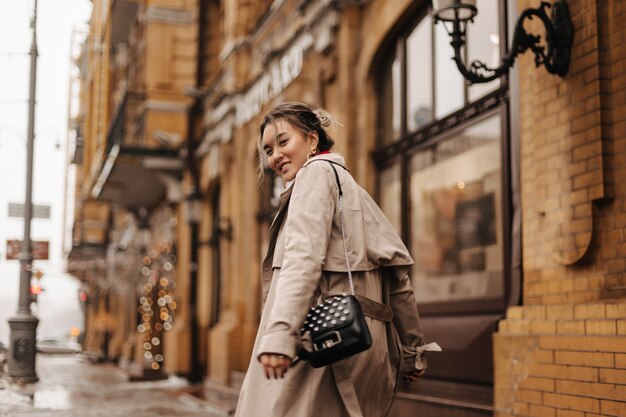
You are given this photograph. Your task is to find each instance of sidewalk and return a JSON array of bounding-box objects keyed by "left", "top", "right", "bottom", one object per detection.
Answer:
[{"left": 0, "top": 354, "right": 228, "bottom": 417}]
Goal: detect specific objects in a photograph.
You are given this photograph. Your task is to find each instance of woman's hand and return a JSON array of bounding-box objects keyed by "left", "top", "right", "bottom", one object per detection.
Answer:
[
  {"left": 403, "top": 369, "right": 426, "bottom": 382},
  {"left": 259, "top": 353, "right": 292, "bottom": 379}
]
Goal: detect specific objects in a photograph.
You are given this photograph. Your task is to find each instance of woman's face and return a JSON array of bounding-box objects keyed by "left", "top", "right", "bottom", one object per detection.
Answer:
[{"left": 261, "top": 119, "right": 318, "bottom": 182}]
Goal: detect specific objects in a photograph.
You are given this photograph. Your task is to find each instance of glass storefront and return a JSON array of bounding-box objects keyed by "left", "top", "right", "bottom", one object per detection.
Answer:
[
  {"left": 375, "top": 2, "right": 513, "bottom": 412},
  {"left": 410, "top": 114, "right": 503, "bottom": 303}
]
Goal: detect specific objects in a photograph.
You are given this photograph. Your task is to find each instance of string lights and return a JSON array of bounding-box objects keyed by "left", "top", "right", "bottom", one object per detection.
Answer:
[{"left": 136, "top": 241, "right": 177, "bottom": 371}]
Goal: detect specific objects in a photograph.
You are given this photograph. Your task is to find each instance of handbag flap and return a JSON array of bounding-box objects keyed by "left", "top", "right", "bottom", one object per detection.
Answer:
[{"left": 301, "top": 295, "right": 360, "bottom": 337}]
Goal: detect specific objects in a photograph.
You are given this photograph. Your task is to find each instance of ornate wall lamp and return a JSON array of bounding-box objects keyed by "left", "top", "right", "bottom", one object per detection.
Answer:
[{"left": 432, "top": 0, "right": 574, "bottom": 84}]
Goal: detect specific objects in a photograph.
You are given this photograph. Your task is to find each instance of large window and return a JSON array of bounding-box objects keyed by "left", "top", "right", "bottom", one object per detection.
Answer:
[
  {"left": 375, "top": 2, "right": 514, "bottom": 404},
  {"left": 377, "top": 2, "right": 507, "bottom": 313}
]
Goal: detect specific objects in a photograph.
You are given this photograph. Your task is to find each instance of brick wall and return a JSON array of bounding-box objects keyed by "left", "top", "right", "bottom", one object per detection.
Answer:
[
  {"left": 496, "top": 303, "right": 626, "bottom": 417},
  {"left": 495, "top": 0, "right": 626, "bottom": 416},
  {"left": 604, "top": 0, "right": 626, "bottom": 300}
]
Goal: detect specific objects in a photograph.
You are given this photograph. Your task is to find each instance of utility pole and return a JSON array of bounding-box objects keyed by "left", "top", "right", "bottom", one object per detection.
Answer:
[{"left": 8, "top": 0, "right": 40, "bottom": 383}]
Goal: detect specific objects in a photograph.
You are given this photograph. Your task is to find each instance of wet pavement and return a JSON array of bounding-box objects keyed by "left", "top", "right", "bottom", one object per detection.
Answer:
[{"left": 0, "top": 354, "right": 227, "bottom": 417}]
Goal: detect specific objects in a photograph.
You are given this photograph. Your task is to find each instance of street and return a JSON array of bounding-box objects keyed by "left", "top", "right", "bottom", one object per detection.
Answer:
[{"left": 0, "top": 354, "right": 227, "bottom": 417}]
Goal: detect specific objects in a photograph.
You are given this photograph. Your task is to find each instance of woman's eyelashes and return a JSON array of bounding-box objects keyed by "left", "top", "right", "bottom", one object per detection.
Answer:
[{"left": 264, "top": 138, "right": 289, "bottom": 157}]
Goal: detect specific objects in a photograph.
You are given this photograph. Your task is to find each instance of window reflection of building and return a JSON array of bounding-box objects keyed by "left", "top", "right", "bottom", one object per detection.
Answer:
[
  {"left": 407, "top": 16, "right": 432, "bottom": 131},
  {"left": 411, "top": 115, "right": 503, "bottom": 303},
  {"left": 377, "top": 7, "right": 505, "bottom": 307}
]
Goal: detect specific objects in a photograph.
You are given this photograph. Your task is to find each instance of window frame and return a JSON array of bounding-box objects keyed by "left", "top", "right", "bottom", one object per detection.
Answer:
[{"left": 373, "top": 4, "right": 514, "bottom": 318}]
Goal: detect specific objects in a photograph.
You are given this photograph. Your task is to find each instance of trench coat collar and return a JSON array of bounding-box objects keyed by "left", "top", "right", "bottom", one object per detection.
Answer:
[
  {"left": 263, "top": 152, "right": 345, "bottom": 271},
  {"left": 302, "top": 152, "right": 347, "bottom": 171}
]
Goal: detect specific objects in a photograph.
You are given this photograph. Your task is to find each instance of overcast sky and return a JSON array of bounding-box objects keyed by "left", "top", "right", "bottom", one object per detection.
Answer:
[{"left": 0, "top": 0, "right": 92, "bottom": 344}]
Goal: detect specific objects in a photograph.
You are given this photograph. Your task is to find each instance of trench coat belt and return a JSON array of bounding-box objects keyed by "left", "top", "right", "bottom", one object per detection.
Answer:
[
  {"left": 320, "top": 290, "right": 392, "bottom": 417},
  {"left": 330, "top": 294, "right": 393, "bottom": 417},
  {"left": 324, "top": 292, "right": 393, "bottom": 322},
  {"left": 332, "top": 362, "right": 366, "bottom": 417},
  {"left": 355, "top": 295, "right": 393, "bottom": 322}
]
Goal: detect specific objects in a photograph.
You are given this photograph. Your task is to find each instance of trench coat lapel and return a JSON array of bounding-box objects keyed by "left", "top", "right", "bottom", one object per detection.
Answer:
[{"left": 261, "top": 185, "right": 293, "bottom": 302}]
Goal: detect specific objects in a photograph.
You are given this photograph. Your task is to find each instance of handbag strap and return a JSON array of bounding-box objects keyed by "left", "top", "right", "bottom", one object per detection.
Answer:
[{"left": 308, "top": 159, "right": 354, "bottom": 295}]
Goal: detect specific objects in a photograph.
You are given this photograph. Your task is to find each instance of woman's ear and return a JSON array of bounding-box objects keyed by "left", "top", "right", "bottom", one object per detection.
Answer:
[{"left": 308, "top": 131, "right": 319, "bottom": 150}]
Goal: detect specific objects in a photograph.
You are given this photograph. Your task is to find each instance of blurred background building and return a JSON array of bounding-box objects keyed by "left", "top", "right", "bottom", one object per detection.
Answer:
[{"left": 65, "top": 0, "right": 626, "bottom": 416}]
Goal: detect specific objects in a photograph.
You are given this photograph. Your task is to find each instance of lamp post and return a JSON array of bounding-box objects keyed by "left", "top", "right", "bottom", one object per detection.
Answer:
[
  {"left": 185, "top": 190, "right": 203, "bottom": 383},
  {"left": 432, "top": 0, "right": 574, "bottom": 84},
  {"left": 7, "top": 0, "right": 39, "bottom": 382}
]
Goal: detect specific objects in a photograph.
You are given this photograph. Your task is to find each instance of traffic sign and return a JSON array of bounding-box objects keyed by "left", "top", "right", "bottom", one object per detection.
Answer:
[{"left": 5, "top": 240, "right": 49, "bottom": 260}]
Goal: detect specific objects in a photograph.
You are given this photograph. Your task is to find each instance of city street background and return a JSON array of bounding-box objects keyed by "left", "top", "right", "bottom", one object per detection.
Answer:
[
  {"left": 0, "top": 1, "right": 91, "bottom": 345},
  {"left": 2, "top": 1, "right": 625, "bottom": 417}
]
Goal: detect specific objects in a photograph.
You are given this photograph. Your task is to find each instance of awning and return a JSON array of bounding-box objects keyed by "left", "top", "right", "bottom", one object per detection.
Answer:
[
  {"left": 89, "top": 91, "right": 185, "bottom": 212},
  {"left": 67, "top": 243, "right": 107, "bottom": 280},
  {"left": 91, "top": 148, "right": 183, "bottom": 212}
]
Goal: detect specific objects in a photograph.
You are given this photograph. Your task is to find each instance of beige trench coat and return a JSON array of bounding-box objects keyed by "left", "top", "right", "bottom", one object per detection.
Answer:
[{"left": 235, "top": 154, "right": 426, "bottom": 417}]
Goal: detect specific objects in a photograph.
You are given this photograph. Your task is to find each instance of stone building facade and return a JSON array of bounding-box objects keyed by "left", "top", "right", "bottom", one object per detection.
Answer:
[
  {"left": 68, "top": 0, "right": 196, "bottom": 379},
  {"left": 67, "top": 0, "right": 626, "bottom": 416}
]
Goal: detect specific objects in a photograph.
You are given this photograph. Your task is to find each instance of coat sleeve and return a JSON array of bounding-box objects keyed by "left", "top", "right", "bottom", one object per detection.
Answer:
[
  {"left": 257, "top": 163, "right": 336, "bottom": 359},
  {"left": 388, "top": 267, "right": 430, "bottom": 372}
]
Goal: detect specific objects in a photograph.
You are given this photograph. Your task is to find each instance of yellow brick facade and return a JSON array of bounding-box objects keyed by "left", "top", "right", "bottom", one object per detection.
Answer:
[
  {"left": 495, "top": 1, "right": 626, "bottom": 416},
  {"left": 497, "top": 303, "right": 626, "bottom": 417}
]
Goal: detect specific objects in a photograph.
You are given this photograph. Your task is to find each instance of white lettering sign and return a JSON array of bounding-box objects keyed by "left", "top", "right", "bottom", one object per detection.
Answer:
[{"left": 235, "top": 42, "right": 305, "bottom": 127}]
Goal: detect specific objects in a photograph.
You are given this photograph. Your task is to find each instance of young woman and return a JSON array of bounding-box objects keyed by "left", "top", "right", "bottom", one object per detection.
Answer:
[{"left": 235, "top": 102, "right": 432, "bottom": 417}]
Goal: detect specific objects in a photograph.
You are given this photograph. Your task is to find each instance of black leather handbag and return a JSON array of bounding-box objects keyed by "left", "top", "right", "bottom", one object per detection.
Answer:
[{"left": 297, "top": 161, "right": 372, "bottom": 368}]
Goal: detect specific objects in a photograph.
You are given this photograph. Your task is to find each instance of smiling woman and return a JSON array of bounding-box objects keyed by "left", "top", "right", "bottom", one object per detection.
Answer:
[
  {"left": 258, "top": 102, "right": 336, "bottom": 183},
  {"left": 235, "top": 102, "right": 434, "bottom": 417},
  {"left": 261, "top": 120, "right": 317, "bottom": 182}
]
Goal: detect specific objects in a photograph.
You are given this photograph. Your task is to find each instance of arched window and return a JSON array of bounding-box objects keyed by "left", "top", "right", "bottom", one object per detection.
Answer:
[{"left": 375, "top": 1, "right": 517, "bottom": 413}]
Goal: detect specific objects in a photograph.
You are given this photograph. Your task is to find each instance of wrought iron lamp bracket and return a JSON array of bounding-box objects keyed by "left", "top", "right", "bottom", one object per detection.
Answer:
[{"left": 434, "top": 1, "right": 574, "bottom": 84}]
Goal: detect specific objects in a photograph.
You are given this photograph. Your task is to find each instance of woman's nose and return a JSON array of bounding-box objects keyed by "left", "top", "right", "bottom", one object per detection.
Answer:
[{"left": 271, "top": 149, "right": 282, "bottom": 166}]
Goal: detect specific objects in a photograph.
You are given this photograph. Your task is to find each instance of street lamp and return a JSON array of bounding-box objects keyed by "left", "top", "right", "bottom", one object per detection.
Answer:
[
  {"left": 185, "top": 191, "right": 203, "bottom": 226},
  {"left": 184, "top": 190, "right": 203, "bottom": 383},
  {"left": 7, "top": 0, "right": 39, "bottom": 382},
  {"left": 432, "top": 0, "right": 574, "bottom": 84}
]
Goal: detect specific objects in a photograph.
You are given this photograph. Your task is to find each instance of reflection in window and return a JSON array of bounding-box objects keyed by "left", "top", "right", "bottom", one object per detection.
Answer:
[
  {"left": 407, "top": 18, "right": 432, "bottom": 131},
  {"left": 410, "top": 114, "right": 503, "bottom": 303},
  {"left": 379, "top": 163, "right": 402, "bottom": 235},
  {"left": 376, "top": 7, "right": 507, "bottom": 304},
  {"left": 378, "top": 6, "right": 502, "bottom": 145},
  {"left": 434, "top": 22, "right": 465, "bottom": 118},
  {"left": 380, "top": 51, "right": 402, "bottom": 145},
  {"left": 467, "top": 0, "right": 501, "bottom": 101}
]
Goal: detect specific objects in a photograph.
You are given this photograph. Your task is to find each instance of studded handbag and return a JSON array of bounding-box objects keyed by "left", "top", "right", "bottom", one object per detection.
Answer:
[{"left": 297, "top": 161, "right": 372, "bottom": 368}]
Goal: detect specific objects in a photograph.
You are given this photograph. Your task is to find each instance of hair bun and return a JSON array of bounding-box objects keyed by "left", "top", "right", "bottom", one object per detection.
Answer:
[{"left": 313, "top": 109, "right": 342, "bottom": 128}]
